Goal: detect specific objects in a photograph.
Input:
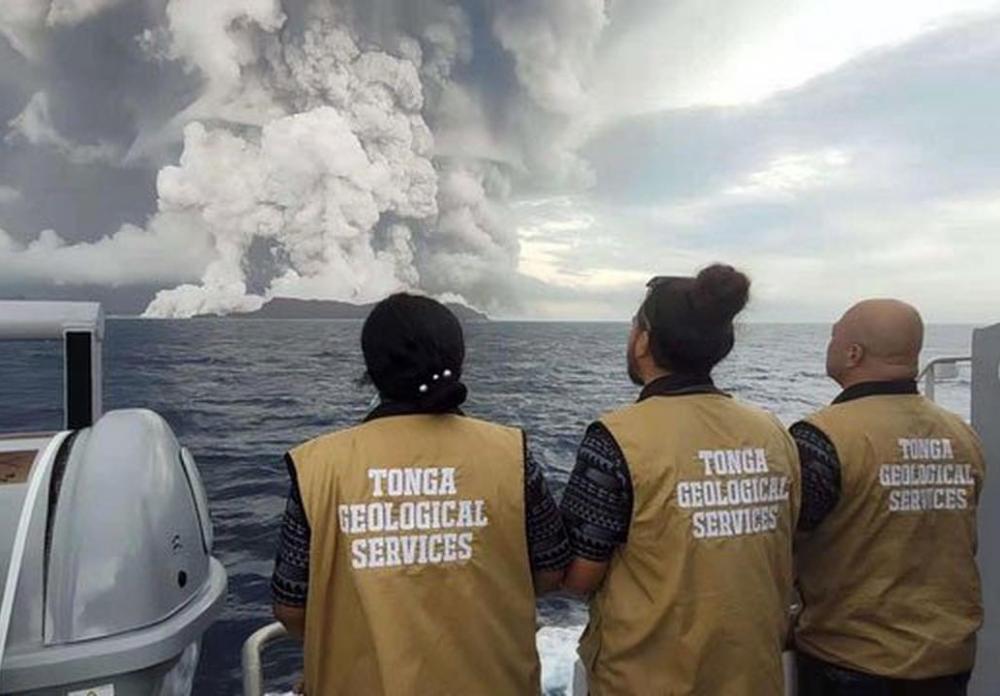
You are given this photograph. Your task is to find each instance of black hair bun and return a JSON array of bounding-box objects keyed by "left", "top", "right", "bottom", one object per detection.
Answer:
[
  {"left": 417, "top": 380, "right": 468, "bottom": 413},
  {"left": 362, "top": 293, "right": 468, "bottom": 411},
  {"left": 690, "top": 263, "right": 750, "bottom": 322}
]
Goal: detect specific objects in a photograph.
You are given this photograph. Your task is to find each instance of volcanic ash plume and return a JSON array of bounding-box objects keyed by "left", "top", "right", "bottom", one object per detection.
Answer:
[
  {"left": 142, "top": 0, "right": 608, "bottom": 317},
  {"left": 0, "top": 0, "right": 607, "bottom": 317},
  {"left": 144, "top": 6, "right": 440, "bottom": 317}
]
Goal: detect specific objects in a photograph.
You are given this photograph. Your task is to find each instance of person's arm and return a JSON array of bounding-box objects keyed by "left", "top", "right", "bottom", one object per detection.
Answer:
[
  {"left": 559, "top": 423, "right": 633, "bottom": 597},
  {"left": 271, "top": 454, "right": 311, "bottom": 640},
  {"left": 523, "top": 437, "right": 572, "bottom": 594},
  {"left": 563, "top": 557, "right": 611, "bottom": 596},
  {"left": 274, "top": 603, "right": 306, "bottom": 641},
  {"left": 789, "top": 421, "right": 841, "bottom": 535}
]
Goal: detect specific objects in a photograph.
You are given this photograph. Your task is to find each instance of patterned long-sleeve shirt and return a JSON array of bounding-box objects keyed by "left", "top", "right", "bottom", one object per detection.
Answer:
[
  {"left": 790, "top": 379, "right": 920, "bottom": 532},
  {"left": 560, "top": 373, "right": 724, "bottom": 562}
]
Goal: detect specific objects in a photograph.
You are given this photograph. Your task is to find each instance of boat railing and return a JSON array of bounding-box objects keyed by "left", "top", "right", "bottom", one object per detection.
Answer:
[
  {"left": 918, "top": 355, "right": 971, "bottom": 402},
  {"left": 242, "top": 622, "right": 291, "bottom": 696}
]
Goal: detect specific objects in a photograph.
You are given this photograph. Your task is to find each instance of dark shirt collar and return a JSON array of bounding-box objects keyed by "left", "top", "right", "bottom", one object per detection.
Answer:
[
  {"left": 832, "top": 379, "right": 919, "bottom": 405},
  {"left": 638, "top": 373, "right": 725, "bottom": 402},
  {"left": 364, "top": 400, "right": 462, "bottom": 423}
]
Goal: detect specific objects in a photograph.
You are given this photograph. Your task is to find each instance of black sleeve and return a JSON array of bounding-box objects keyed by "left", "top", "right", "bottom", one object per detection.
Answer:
[
  {"left": 271, "top": 454, "right": 312, "bottom": 607},
  {"left": 523, "top": 436, "right": 572, "bottom": 572},
  {"left": 790, "top": 421, "right": 842, "bottom": 532},
  {"left": 559, "top": 422, "right": 634, "bottom": 562}
]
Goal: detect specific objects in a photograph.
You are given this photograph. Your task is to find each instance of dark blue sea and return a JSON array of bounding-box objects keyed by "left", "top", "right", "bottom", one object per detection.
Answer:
[{"left": 1, "top": 320, "right": 975, "bottom": 694}]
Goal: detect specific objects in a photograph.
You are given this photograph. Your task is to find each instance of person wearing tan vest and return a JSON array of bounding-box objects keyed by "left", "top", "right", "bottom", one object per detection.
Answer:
[
  {"left": 792, "top": 299, "right": 986, "bottom": 696},
  {"left": 270, "top": 293, "right": 570, "bottom": 695},
  {"left": 560, "top": 264, "right": 801, "bottom": 696}
]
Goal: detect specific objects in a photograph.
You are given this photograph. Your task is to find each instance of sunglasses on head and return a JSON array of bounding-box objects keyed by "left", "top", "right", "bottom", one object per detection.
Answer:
[
  {"left": 645, "top": 275, "right": 687, "bottom": 292},
  {"left": 634, "top": 275, "right": 690, "bottom": 328}
]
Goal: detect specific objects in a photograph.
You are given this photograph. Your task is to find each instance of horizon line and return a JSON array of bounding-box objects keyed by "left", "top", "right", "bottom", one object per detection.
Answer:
[{"left": 108, "top": 315, "right": 989, "bottom": 326}]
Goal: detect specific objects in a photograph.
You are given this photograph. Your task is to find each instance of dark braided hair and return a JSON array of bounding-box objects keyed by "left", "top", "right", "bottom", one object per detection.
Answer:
[{"left": 361, "top": 293, "right": 468, "bottom": 413}]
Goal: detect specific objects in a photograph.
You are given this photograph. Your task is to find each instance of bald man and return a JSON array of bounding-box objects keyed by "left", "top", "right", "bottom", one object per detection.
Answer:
[{"left": 792, "top": 299, "right": 986, "bottom": 696}]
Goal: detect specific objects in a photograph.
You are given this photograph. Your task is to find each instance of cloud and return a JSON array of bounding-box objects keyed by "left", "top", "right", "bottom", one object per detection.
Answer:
[
  {"left": 514, "top": 9, "right": 1000, "bottom": 323},
  {"left": 512, "top": 182, "right": 1000, "bottom": 323},
  {"left": 46, "top": 0, "right": 128, "bottom": 27},
  {"left": 0, "top": 214, "right": 214, "bottom": 288},
  {"left": 589, "top": 0, "right": 1000, "bottom": 123},
  {"left": 492, "top": 0, "right": 607, "bottom": 116},
  {"left": 415, "top": 161, "right": 520, "bottom": 306},
  {"left": 723, "top": 150, "right": 852, "bottom": 199},
  {"left": 585, "top": 13, "right": 1000, "bottom": 210},
  {"left": 0, "top": 1, "right": 49, "bottom": 60},
  {"left": 0, "top": 185, "right": 22, "bottom": 206},
  {"left": 7, "top": 92, "right": 122, "bottom": 165},
  {"left": 0, "top": 0, "right": 130, "bottom": 60}
]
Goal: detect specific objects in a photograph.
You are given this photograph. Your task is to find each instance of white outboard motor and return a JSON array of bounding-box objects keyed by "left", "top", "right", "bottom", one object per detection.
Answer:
[{"left": 0, "top": 302, "right": 227, "bottom": 695}]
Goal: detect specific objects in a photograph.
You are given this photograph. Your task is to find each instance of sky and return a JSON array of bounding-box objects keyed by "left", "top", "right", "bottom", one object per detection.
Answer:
[{"left": 1, "top": 0, "right": 999, "bottom": 321}]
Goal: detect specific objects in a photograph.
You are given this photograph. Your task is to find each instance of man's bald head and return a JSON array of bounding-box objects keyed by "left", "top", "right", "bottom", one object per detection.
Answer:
[{"left": 826, "top": 299, "right": 924, "bottom": 388}]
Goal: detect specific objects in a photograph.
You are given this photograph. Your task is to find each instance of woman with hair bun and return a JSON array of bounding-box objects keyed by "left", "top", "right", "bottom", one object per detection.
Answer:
[
  {"left": 560, "top": 264, "right": 801, "bottom": 695},
  {"left": 271, "top": 293, "right": 569, "bottom": 696}
]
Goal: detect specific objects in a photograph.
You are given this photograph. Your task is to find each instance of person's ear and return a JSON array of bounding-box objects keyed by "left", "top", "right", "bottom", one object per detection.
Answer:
[
  {"left": 634, "top": 327, "right": 652, "bottom": 360},
  {"left": 846, "top": 342, "right": 865, "bottom": 368}
]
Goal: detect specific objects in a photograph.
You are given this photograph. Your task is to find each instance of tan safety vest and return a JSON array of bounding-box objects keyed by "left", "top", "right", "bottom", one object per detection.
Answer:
[
  {"left": 580, "top": 394, "right": 800, "bottom": 696},
  {"left": 290, "top": 414, "right": 540, "bottom": 696},
  {"left": 796, "top": 394, "right": 985, "bottom": 678}
]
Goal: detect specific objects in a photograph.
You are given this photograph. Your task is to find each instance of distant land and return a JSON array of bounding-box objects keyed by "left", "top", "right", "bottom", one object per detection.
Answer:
[{"left": 194, "top": 297, "right": 489, "bottom": 322}]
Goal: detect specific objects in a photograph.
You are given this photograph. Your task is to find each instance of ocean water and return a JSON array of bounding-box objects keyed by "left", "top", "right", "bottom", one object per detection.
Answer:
[{"left": 1, "top": 320, "right": 975, "bottom": 695}]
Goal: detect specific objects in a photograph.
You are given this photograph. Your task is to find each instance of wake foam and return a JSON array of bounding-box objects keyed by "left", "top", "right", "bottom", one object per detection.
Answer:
[{"left": 264, "top": 624, "right": 586, "bottom": 696}]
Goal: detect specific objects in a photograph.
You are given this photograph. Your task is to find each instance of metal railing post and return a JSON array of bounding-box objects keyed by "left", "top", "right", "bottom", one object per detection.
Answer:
[
  {"left": 242, "top": 622, "right": 290, "bottom": 696},
  {"left": 917, "top": 357, "right": 971, "bottom": 403}
]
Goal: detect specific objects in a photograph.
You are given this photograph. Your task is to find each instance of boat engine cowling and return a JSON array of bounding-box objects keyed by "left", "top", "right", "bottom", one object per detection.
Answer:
[
  {"left": 48, "top": 409, "right": 214, "bottom": 643},
  {"left": 0, "top": 409, "right": 226, "bottom": 696}
]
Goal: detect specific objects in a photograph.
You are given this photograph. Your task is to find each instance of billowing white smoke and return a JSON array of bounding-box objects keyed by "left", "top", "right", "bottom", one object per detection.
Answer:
[
  {"left": 494, "top": 0, "right": 606, "bottom": 116},
  {"left": 0, "top": 0, "right": 132, "bottom": 58},
  {"left": 417, "top": 161, "right": 517, "bottom": 301},
  {"left": 145, "top": 5, "right": 440, "bottom": 316},
  {"left": 492, "top": 0, "right": 607, "bottom": 189},
  {"left": 146, "top": 107, "right": 432, "bottom": 316},
  {"left": 46, "top": 0, "right": 128, "bottom": 27},
  {"left": 7, "top": 92, "right": 121, "bottom": 165},
  {"left": 0, "top": 216, "right": 214, "bottom": 287}
]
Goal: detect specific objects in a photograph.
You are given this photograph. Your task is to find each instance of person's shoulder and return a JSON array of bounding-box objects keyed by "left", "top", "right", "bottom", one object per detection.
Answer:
[
  {"left": 579, "top": 420, "right": 625, "bottom": 461},
  {"left": 452, "top": 414, "right": 523, "bottom": 439},
  {"left": 289, "top": 422, "right": 372, "bottom": 462},
  {"left": 799, "top": 400, "right": 850, "bottom": 429},
  {"left": 724, "top": 400, "right": 800, "bottom": 453},
  {"left": 921, "top": 397, "right": 982, "bottom": 440},
  {"left": 597, "top": 399, "right": 646, "bottom": 426},
  {"left": 724, "top": 396, "right": 775, "bottom": 420},
  {"left": 920, "top": 395, "right": 967, "bottom": 423},
  {"left": 716, "top": 395, "right": 786, "bottom": 430}
]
